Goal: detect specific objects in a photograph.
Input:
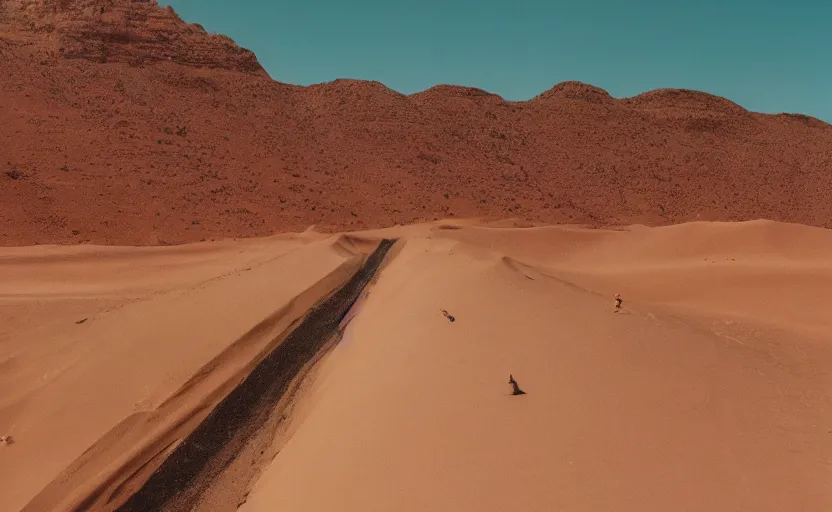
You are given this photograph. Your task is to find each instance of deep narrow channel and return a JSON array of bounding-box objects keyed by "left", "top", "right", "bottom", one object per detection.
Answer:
[{"left": 112, "top": 238, "right": 397, "bottom": 512}]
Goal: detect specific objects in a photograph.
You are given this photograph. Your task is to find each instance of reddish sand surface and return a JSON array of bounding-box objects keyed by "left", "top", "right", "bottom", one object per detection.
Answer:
[
  {"left": 2, "top": 1, "right": 832, "bottom": 246},
  {"left": 1, "top": 220, "right": 831, "bottom": 511},
  {"left": 2, "top": 2, "right": 832, "bottom": 511}
]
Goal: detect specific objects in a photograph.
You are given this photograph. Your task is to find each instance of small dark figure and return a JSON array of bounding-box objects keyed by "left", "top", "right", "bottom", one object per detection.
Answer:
[
  {"left": 440, "top": 309, "right": 455, "bottom": 322},
  {"left": 508, "top": 374, "right": 526, "bottom": 395},
  {"left": 613, "top": 294, "right": 623, "bottom": 313},
  {"left": 75, "top": 318, "right": 88, "bottom": 324}
]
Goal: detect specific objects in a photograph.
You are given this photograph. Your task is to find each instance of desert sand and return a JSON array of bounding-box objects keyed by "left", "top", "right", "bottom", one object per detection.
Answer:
[
  {"left": 2, "top": 3, "right": 830, "bottom": 511},
  {"left": 1, "top": 220, "right": 830, "bottom": 511}
]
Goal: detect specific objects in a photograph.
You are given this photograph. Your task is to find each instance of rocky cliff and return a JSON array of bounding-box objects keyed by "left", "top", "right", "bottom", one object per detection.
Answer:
[{"left": 1, "top": 0, "right": 830, "bottom": 245}]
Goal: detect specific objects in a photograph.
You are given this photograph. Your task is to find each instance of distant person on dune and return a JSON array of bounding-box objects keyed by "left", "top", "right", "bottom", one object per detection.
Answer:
[
  {"left": 613, "top": 293, "right": 623, "bottom": 313},
  {"left": 508, "top": 374, "right": 526, "bottom": 395}
]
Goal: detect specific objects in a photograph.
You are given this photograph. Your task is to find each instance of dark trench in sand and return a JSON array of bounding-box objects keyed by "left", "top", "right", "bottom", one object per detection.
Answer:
[{"left": 115, "top": 238, "right": 396, "bottom": 511}]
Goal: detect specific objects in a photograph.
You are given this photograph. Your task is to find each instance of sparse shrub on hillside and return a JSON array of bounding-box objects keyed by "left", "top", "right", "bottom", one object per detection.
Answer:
[{"left": 417, "top": 152, "right": 441, "bottom": 164}]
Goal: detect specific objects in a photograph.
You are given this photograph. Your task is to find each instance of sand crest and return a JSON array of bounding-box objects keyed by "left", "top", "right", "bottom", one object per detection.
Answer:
[{"left": 1, "top": 221, "right": 830, "bottom": 511}]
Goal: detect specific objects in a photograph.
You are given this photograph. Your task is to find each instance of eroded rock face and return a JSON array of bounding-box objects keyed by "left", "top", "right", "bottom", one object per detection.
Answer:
[
  {"left": 0, "top": 0, "right": 265, "bottom": 74},
  {"left": 0, "top": 0, "right": 831, "bottom": 247}
]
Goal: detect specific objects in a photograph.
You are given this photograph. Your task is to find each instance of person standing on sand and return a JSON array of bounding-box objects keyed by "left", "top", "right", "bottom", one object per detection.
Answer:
[
  {"left": 613, "top": 293, "right": 623, "bottom": 313},
  {"left": 508, "top": 375, "right": 526, "bottom": 395}
]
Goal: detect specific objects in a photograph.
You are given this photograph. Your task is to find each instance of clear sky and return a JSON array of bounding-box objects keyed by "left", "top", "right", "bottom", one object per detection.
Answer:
[{"left": 161, "top": 0, "right": 830, "bottom": 122}]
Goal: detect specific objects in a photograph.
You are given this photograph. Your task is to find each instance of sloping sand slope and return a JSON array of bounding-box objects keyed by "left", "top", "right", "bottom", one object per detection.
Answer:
[
  {"left": 241, "top": 221, "right": 832, "bottom": 511},
  {"left": 0, "top": 233, "right": 369, "bottom": 511},
  {"left": 1, "top": 221, "right": 830, "bottom": 511}
]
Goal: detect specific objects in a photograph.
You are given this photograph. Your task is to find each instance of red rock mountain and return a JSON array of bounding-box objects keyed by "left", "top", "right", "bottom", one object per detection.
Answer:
[{"left": 1, "top": 0, "right": 830, "bottom": 245}]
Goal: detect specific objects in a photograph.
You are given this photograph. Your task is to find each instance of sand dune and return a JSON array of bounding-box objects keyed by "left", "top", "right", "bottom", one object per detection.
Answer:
[
  {"left": 1, "top": 221, "right": 830, "bottom": 511},
  {"left": 0, "top": 233, "right": 365, "bottom": 511}
]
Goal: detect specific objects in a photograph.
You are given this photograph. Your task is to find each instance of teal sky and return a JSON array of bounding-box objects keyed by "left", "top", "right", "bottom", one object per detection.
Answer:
[{"left": 161, "top": 1, "right": 830, "bottom": 122}]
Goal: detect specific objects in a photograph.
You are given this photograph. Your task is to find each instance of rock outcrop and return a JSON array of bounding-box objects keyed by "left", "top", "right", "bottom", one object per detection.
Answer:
[
  {"left": 0, "top": 0, "right": 265, "bottom": 74},
  {"left": 0, "top": 0, "right": 830, "bottom": 246}
]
